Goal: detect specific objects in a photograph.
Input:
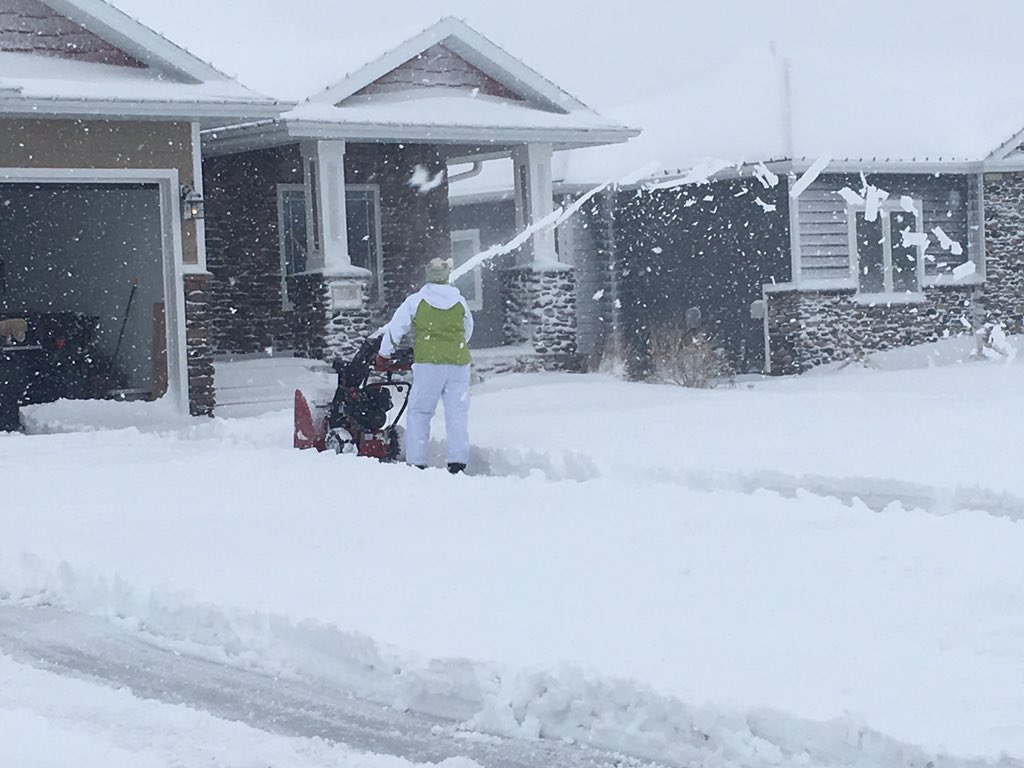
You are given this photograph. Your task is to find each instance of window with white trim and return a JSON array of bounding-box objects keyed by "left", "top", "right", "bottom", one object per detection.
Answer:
[
  {"left": 345, "top": 184, "right": 384, "bottom": 298},
  {"left": 451, "top": 229, "right": 483, "bottom": 311},
  {"left": 849, "top": 200, "right": 924, "bottom": 296},
  {"left": 277, "top": 184, "right": 307, "bottom": 308},
  {"left": 276, "top": 183, "right": 384, "bottom": 305}
]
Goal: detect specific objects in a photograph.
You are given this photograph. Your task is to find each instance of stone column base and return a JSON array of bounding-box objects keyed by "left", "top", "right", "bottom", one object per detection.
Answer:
[
  {"left": 324, "top": 276, "right": 375, "bottom": 362},
  {"left": 502, "top": 265, "right": 578, "bottom": 370},
  {"left": 184, "top": 274, "right": 215, "bottom": 417}
]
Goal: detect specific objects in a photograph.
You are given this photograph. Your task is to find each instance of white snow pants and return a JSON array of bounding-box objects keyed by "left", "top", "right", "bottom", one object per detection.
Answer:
[{"left": 405, "top": 363, "right": 471, "bottom": 466}]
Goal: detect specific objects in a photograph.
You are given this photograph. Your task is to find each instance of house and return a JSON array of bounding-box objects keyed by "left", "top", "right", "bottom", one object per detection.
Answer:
[
  {"left": 451, "top": 46, "right": 1024, "bottom": 375},
  {"left": 0, "top": 0, "right": 279, "bottom": 416},
  {"left": 0, "top": 0, "right": 636, "bottom": 420},
  {"left": 199, "top": 16, "right": 636, "bottom": 391}
]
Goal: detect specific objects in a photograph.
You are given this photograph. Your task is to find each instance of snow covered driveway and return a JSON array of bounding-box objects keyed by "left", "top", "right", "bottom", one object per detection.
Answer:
[{"left": 2, "top": 350, "right": 1024, "bottom": 767}]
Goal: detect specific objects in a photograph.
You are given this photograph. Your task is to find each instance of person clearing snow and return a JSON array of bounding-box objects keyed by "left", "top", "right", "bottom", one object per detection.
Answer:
[{"left": 377, "top": 258, "right": 474, "bottom": 473}]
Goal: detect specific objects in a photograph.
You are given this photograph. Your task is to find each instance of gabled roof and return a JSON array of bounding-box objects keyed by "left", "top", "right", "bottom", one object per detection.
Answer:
[
  {"left": 274, "top": 17, "right": 636, "bottom": 148},
  {"left": 0, "top": 0, "right": 279, "bottom": 120},
  {"left": 303, "top": 17, "right": 589, "bottom": 115}
]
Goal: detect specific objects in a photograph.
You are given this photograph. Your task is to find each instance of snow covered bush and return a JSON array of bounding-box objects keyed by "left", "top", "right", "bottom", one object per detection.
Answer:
[{"left": 648, "top": 327, "right": 734, "bottom": 388}]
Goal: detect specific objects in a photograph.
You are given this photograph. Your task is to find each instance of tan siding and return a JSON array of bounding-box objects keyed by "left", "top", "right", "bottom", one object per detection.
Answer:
[{"left": 0, "top": 118, "right": 199, "bottom": 265}]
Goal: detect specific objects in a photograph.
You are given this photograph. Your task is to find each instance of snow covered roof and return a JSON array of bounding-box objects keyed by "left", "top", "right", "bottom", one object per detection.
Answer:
[
  {"left": 274, "top": 17, "right": 635, "bottom": 148},
  {"left": 452, "top": 44, "right": 1024, "bottom": 199},
  {"left": 0, "top": 0, "right": 280, "bottom": 121}
]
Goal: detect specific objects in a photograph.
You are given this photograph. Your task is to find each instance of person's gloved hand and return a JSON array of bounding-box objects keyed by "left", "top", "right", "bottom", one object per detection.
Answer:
[{"left": 374, "top": 354, "right": 390, "bottom": 371}]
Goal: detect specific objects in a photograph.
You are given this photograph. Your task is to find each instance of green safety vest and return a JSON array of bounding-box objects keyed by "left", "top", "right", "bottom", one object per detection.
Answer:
[{"left": 413, "top": 300, "right": 471, "bottom": 365}]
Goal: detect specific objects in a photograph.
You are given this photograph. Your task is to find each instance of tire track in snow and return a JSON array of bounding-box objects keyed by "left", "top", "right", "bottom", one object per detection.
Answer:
[
  {"left": 0, "top": 604, "right": 666, "bottom": 768},
  {"left": 468, "top": 444, "right": 1024, "bottom": 521}
]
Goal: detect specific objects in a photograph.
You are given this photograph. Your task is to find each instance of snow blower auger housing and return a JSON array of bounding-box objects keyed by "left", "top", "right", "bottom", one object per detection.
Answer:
[{"left": 293, "top": 336, "right": 413, "bottom": 461}]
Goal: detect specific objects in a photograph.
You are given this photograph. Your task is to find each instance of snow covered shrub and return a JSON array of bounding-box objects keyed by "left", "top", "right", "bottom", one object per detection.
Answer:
[{"left": 648, "top": 327, "right": 733, "bottom": 388}]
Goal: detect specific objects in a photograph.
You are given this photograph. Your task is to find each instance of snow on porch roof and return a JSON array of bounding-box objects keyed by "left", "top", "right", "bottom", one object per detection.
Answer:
[
  {"left": 0, "top": 0, "right": 279, "bottom": 119},
  {"left": 277, "top": 17, "right": 636, "bottom": 146}
]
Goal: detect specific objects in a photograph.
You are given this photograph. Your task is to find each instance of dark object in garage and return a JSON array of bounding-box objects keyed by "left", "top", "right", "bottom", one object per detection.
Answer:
[{"left": 0, "top": 312, "right": 126, "bottom": 431}]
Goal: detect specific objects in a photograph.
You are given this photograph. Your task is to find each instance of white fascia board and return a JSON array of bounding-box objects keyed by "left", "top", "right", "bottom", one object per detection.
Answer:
[
  {"left": 982, "top": 157, "right": 1024, "bottom": 172},
  {"left": 789, "top": 158, "right": 983, "bottom": 175},
  {"left": 283, "top": 120, "right": 636, "bottom": 146},
  {"left": 0, "top": 98, "right": 284, "bottom": 122},
  {"left": 984, "top": 126, "right": 1024, "bottom": 162},
  {"left": 303, "top": 21, "right": 454, "bottom": 107},
  {"left": 46, "top": 0, "right": 273, "bottom": 100},
  {"left": 201, "top": 122, "right": 292, "bottom": 156},
  {"left": 303, "top": 17, "right": 595, "bottom": 116},
  {"left": 449, "top": 180, "right": 590, "bottom": 207},
  {"left": 437, "top": 19, "right": 588, "bottom": 113}
]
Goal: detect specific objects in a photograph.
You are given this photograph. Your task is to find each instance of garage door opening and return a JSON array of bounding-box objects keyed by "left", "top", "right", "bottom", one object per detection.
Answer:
[{"left": 0, "top": 182, "right": 169, "bottom": 408}]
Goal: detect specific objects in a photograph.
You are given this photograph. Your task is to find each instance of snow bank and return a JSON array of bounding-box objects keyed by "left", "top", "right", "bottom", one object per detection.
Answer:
[
  {"left": 2, "top": 553, "right": 1012, "bottom": 768},
  {"left": 4, "top": 353, "right": 1024, "bottom": 764}
]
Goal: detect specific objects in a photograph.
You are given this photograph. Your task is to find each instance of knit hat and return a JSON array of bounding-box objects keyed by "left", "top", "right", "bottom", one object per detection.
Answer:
[{"left": 425, "top": 257, "right": 452, "bottom": 284}]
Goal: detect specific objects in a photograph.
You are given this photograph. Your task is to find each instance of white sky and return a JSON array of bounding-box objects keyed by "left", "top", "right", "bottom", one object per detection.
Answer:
[{"left": 113, "top": 0, "right": 1024, "bottom": 108}]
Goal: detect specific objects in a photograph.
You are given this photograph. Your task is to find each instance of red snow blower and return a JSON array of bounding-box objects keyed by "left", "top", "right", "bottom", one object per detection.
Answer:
[{"left": 293, "top": 336, "right": 413, "bottom": 461}]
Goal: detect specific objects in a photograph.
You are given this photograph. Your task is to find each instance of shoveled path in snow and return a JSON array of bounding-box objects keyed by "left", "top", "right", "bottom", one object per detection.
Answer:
[{"left": 0, "top": 603, "right": 667, "bottom": 768}]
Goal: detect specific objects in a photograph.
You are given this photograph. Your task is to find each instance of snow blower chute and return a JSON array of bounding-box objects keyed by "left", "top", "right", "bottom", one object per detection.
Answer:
[{"left": 293, "top": 336, "right": 413, "bottom": 461}]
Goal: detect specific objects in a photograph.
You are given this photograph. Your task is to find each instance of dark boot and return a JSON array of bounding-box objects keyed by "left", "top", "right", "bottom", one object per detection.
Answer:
[
  {"left": 414, "top": 464, "right": 428, "bottom": 470},
  {"left": 447, "top": 462, "right": 467, "bottom": 475}
]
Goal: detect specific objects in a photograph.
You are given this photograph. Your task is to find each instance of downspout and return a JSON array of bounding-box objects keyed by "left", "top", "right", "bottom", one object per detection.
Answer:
[{"left": 447, "top": 161, "right": 483, "bottom": 184}]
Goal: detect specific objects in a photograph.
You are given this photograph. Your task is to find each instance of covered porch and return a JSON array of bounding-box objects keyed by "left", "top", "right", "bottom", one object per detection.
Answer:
[{"left": 199, "top": 17, "right": 636, "bottom": 389}]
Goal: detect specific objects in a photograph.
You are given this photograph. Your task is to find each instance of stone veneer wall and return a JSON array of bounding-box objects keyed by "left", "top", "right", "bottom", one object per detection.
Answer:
[
  {"left": 502, "top": 265, "right": 578, "bottom": 370},
  {"left": 285, "top": 273, "right": 329, "bottom": 360},
  {"left": 323, "top": 278, "right": 376, "bottom": 362},
  {"left": 982, "top": 172, "right": 1024, "bottom": 335},
  {"left": 203, "top": 142, "right": 454, "bottom": 367},
  {"left": 203, "top": 145, "right": 306, "bottom": 355},
  {"left": 183, "top": 275, "right": 215, "bottom": 416},
  {"left": 766, "top": 286, "right": 979, "bottom": 374}
]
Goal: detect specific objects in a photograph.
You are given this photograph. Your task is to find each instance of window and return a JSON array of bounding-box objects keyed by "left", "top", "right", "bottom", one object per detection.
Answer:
[
  {"left": 276, "top": 183, "right": 384, "bottom": 306},
  {"left": 345, "top": 185, "right": 383, "bottom": 298},
  {"left": 451, "top": 229, "right": 483, "bottom": 310},
  {"left": 278, "top": 184, "right": 308, "bottom": 308},
  {"left": 849, "top": 202, "right": 923, "bottom": 296}
]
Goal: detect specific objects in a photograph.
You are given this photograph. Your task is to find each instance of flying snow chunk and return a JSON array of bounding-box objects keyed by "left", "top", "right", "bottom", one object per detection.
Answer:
[
  {"left": 652, "top": 247, "right": 663, "bottom": 254},
  {"left": 753, "top": 162, "right": 779, "bottom": 189},
  {"left": 789, "top": 156, "right": 832, "bottom": 198},
  {"left": 953, "top": 261, "right": 977, "bottom": 280},
  {"left": 933, "top": 226, "right": 965, "bottom": 256},
  {"left": 650, "top": 158, "right": 732, "bottom": 189},
  {"left": 901, "top": 228, "right": 930, "bottom": 250},
  {"left": 408, "top": 164, "right": 446, "bottom": 193},
  {"left": 755, "top": 197, "right": 777, "bottom": 213},
  {"left": 900, "top": 195, "right": 917, "bottom": 213},
  {"left": 592, "top": 289, "right": 605, "bottom": 300},
  {"left": 864, "top": 185, "right": 890, "bottom": 223},
  {"left": 838, "top": 187, "right": 863, "bottom": 206}
]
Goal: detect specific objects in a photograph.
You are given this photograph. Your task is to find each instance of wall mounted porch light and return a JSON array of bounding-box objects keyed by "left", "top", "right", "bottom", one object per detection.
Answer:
[{"left": 181, "top": 184, "right": 205, "bottom": 220}]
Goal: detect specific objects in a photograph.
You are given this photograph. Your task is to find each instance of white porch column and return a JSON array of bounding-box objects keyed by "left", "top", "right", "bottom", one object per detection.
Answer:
[
  {"left": 512, "top": 142, "right": 557, "bottom": 266},
  {"left": 303, "top": 140, "right": 351, "bottom": 274}
]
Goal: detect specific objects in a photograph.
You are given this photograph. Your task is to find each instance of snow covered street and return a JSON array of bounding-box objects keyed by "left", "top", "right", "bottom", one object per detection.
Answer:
[{"left": 2, "top": 343, "right": 1024, "bottom": 767}]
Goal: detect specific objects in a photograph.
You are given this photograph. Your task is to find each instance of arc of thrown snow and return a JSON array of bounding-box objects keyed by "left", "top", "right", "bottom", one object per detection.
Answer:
[{"left": 448, "top": 163, "right": 659, "bottom": 284}]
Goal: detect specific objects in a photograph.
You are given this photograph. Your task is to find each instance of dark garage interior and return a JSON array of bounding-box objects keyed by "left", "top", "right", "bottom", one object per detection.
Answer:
[{"left": 0, "top": 182, "right": 166, "bottom": 428}]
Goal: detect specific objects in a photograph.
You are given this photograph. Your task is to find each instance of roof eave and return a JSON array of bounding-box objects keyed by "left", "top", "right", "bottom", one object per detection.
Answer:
[
  {"left": 0, "top": 96, "right": 285, "bottom": 123},
  {"left": 283, "top": 119, "right": 638, "bottom": 147}
]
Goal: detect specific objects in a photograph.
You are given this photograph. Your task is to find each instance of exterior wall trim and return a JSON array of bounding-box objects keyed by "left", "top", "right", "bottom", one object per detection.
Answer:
[{"left": 0, "top": 165, "right": 189, "bottom": 414}]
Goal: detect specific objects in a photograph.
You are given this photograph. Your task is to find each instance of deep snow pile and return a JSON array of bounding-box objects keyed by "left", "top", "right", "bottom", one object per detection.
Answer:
[{"left": 3, "top": 341, "right": 1024, "bottom": 767}]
